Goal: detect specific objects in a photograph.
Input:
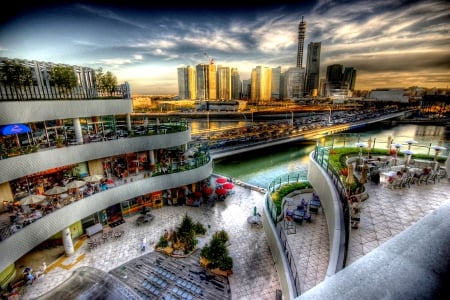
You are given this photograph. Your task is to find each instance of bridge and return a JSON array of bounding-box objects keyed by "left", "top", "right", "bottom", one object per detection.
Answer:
[{"left": 203, "top": 111, "right": 412, "bottom": 159}]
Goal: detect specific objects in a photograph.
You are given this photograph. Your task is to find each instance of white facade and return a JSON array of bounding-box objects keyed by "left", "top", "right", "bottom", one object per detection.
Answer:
[
  {"left": 368, "top": 89, "right": 409, "bottom": 103},
  {"left": 283, "top": 67, "right": 305, "bottom": 100}
]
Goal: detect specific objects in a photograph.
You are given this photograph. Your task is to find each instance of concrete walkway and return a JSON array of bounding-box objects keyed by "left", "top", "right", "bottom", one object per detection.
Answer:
[{"left": 17, "top": 174, "right": 450, "bottom": 299}]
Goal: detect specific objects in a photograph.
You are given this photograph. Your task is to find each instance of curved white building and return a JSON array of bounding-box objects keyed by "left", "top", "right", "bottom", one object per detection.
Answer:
[{"left": 0, "top": 60, "right": 213, "bottom": 282}]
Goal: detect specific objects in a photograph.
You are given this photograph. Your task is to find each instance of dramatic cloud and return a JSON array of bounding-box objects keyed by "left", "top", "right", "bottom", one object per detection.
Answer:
[{"left": 0, "top": 0, "right": 448, "bottom": 94}]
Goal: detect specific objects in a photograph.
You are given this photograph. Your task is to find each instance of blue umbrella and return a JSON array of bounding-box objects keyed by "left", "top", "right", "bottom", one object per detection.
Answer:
[{"left": 0, "top": 123, "right": 31, "bottom": 136}]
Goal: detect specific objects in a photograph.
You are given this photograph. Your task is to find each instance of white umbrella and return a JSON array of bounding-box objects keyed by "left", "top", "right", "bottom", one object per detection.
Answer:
[
  {"left": 405, "top": 140, "right": 418, "bottom": 150},
  {"left": 346, "top": 163, "right": 355, "bottom": 185},
  {"left": 19, "top": 194, "right": 46, "bottom": 206},
  {"left": 65, "top": 180, "right": 86, "bottom": 189},
  {"left": 402, "top": 149, "right": 414, "bottom": 165},
  {"left": 83, "top": 174, "right": 104, "bottom": 182},
  {"left": 44, "top": 186, "right": 68, "bottom": 196}
]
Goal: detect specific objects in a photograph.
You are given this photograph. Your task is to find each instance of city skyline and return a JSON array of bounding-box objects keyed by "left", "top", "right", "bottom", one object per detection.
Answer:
[{"left": 1, "top": 0, "right": 449, "bottom": 95}]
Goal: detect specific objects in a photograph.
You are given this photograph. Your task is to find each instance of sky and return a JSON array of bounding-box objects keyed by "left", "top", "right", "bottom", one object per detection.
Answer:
[{"left": 1, "top": 0, "right": 449, "bottom": 95}]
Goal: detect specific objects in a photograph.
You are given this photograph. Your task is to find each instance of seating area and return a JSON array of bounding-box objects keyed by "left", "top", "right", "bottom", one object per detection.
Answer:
[
  {"left": 87, "top": 228, "right": 125, "bottom": 251},
  {"left": 283, "top": 193, "right": 318, "bottom": 230}
]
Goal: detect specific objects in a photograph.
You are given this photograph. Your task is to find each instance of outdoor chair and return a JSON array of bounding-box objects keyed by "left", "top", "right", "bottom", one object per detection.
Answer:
[
  {"left": 418, "top": 174, "right": 430, "bottom": 185},
  {"left": 309, "top": 198, "right": 321, "bottom": 213},
  {"left": 426, "top": 173, "right": 439, "bottom": 184},
  {"left": 399, "top": 176, "right": 412, "bottom": 189}
]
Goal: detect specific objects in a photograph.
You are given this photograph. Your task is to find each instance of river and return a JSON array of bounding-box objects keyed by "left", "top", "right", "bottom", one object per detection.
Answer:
[{"left": 198, "top": 121, "right": 450, "bottom": 188}]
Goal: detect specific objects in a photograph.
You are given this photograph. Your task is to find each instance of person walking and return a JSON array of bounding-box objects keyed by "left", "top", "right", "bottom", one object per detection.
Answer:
[{"left": 141, "top": 237, "right": 147, "bottom": 252}]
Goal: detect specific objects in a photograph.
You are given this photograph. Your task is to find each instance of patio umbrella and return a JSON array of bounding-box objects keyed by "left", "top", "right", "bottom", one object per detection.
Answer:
[
  {"left": 0, "top": 123, "right": 31, "bottom": 135},
  {"left": 65, "top": 180, "right": 86, "bottom": 189},
  {"left": 215, "top": 188, "right": 227, "bottom": 196},
  {"left": 203, "top": 187, "right": 213, "bottom": 196},
  {"left": 360, "top": 163, "right": 369, "bottom": 184},
  {"left": 19, "top": 194, "right": 46, "bottom": 206},
  {"left": 405, "top": 140, "right": 418, "bottom": 150},
  {"left": 346, "top": 163, "right": 355, "bottom": 185},
  {"left": 44, "top": 186, "right": 68, "bottom": 196},
  {"left": 402, "top": 149, "right": 414, "bottom": 165},
  {"left": 216, "top": 177, "right": 227, "bottom": 184},
  {"left": 367, "top": 137, "right": 372, "bottom": 154},
  {"left": 0, "top": 123, "right": 31, "bottom": 149},
  {"left": 222, "top": 183, "right": 234, "bottom": 190},
  {"left": 83, "top": 174, "right": 104, "bottom": 182}
]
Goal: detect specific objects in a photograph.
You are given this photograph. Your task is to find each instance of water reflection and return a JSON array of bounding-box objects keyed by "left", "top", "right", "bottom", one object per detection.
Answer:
[{"left": 211, "top": 123, "right": 449, "bottom": 189}]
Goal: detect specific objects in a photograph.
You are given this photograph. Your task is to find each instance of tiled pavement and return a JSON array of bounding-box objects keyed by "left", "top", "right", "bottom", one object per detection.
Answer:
[{"left": 16, "top": 173, "right": 450, "bottom": 299}]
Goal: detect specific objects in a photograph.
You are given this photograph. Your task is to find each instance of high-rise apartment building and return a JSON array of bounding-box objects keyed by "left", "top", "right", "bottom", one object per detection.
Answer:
[
  {"left": 231, "top": 68, "right": 242, "bottom": 100},
  {"left": 326, "top": 64, "right": 343, "bottom": 82},
  {"left": 305, "top": 42, "right": 321, "bottom": 96},
  {"left": 196, "top": 64, "right": 217, "bottom": 100},
  {"left": 250, "top": 66, "right": 272, "bottom": 104},
  {"left": 324, "top": 64, "right": 354, "bottom": 99},
  {"left": 216, "top": 66, "right": 232, "bottom": 100},
  {"left": 177, "top": 66, "right": 196, "bottom": 100},
  {"left": 283, "top": 67, "right": 305, "bottom": 100},
  {"left": 297, "top": 17, "right": 307, "bottom": 68},
  {"left": 271, "top": 66, "right": 282, "bottom": 101},
  {"left": 343, "top": 67, "right": 357, "bottom": 91}
]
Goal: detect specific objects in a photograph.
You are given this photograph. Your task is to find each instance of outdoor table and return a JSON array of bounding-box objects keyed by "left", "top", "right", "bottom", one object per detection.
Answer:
[{"left": 381, "top": 171, "right": 397, "bottom": 184}]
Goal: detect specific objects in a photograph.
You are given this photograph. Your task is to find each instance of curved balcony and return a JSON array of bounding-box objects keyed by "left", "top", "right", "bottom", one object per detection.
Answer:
[
  {"left": 0, "top": 100, "right": 132, "bottom": 124},
  {"left": 0, "top": 129, "right": 190, "bottom": 184},
  {"left": 0, "top": 159, "right": 212, "bottom": 272}
]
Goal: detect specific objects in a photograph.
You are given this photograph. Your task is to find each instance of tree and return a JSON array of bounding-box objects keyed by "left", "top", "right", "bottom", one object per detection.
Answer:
[
  {"left": 96, "top": 68, "right": 117, "bottom": 96},
  {"left": 0, "top": 60, "right": 32, "bottom": 99},
  {"left": 49, "top": 65, "right": 77, "bottom": 98}
]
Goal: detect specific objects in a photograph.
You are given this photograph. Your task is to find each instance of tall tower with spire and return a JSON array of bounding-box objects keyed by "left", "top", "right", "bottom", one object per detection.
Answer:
[{"left": 297, "top": 16, "right": 307, "bottom": 68}]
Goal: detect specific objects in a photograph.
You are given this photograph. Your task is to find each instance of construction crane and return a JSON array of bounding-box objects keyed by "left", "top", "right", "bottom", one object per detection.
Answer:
[{"left": 204, "top": 52, "right": 214, "bottom": 65}]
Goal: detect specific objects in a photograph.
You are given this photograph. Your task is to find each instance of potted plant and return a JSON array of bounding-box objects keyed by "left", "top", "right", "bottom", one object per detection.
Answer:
[
  {"left": 200, "top": 230, "right": 233, "bottom": 276},
  {"left": 55, "top": 135, "right": 65, "bottom": 148}
]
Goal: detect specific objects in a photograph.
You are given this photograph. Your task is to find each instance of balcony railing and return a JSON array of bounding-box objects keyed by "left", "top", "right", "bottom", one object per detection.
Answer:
[
  {"left": 0, "top": 120, "right": 189, "bottom": 161},
  {"left": 0, "top": 150, "right": 211, "bottom": 242}
]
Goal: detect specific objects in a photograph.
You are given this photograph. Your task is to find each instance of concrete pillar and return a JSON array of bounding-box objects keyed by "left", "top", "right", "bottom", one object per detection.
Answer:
[
  {"left": 73, "top": 118, "right": 83, "bottom": 144},
  {"left": 149, "top": 150, "right": 155, "bottom": 165},
  {"left": 126, "top": 114, "right": 132, "bottom": 132},
  {"left": 62, "top": 227, "right": 75, "bottom": 257}
]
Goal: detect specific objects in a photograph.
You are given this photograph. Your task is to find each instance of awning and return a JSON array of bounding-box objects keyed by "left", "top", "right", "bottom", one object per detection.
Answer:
[{"left": 0, "top": 123, "right": 31, "bottom": 136}]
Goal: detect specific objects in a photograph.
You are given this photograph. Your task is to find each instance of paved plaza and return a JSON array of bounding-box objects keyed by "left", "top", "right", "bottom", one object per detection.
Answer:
[{"left": 14, "top": 173, "right": 450, "bottom": 299}]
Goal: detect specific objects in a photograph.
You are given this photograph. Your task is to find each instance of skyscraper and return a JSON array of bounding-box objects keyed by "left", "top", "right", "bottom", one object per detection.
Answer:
[
  {"left": 196, "top": 64, "right": 216, "bottom": 100},
  {"left": 343, "top": 67, "right": 357, "bottom": 91},
  {"left": 216, "top": 65, "right": 232, "bottom": 100},
  {"left": 305, "top": 42, "right": 321, "bottom": 96},
  {"left": 296, "top": 16, "right": 307, "bottom": 68},
  {"left": 177, "top": 66, "right": 196, "bottom": 100}
]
